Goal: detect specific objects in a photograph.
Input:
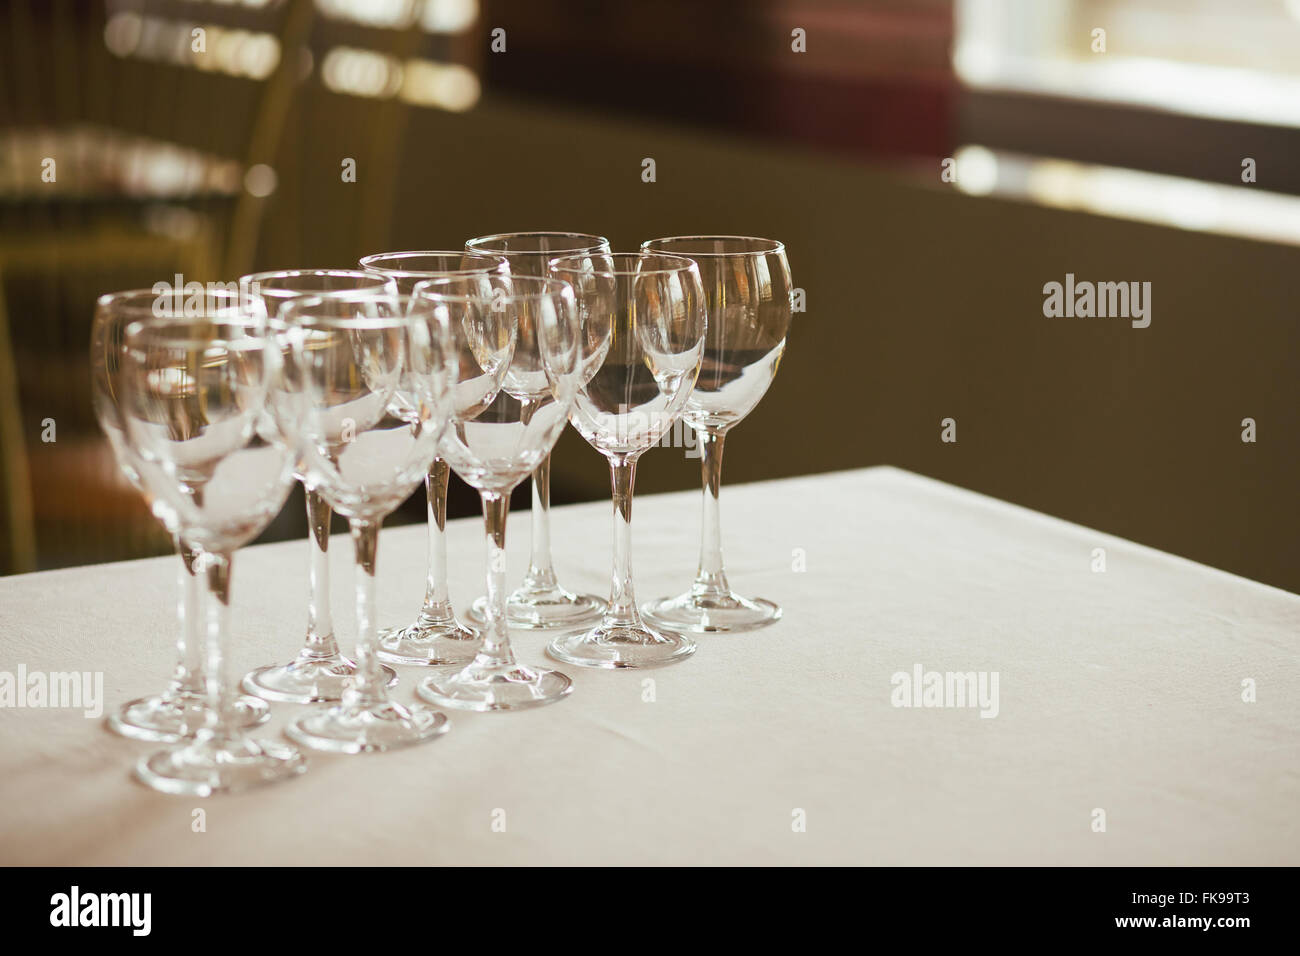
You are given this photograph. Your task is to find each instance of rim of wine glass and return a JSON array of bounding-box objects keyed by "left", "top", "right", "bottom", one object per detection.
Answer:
[
  {"left": 97, "top": 287, "right": 255, "bottom": 315},
  {"left": 639, "top": 235, "right": 786, "bottom": 257},
  {"left": 413, "top": 274, "right": 575, "bottom": 305},
  {"left": 96, "top": 288, "right": 160, "bottom": 312},
  {"left": 278, "top": 291, "right": 439, "bottom": 329},
  {"left": 465, "top": 231, "right": 610, "bottom": 256},
  {"left": 547, "top": 251, "right": 701, "bottom": 277},
  {"left": 121, "top": 314, "right": 272, "bottom": 355},
  {"left": 359, "top": 250, "right": 509, "bottom": 279},
  {"left": 241, "top": 268, "right": 394, "bottom": 297},
  {"left": 99, "top": 286, "right": 265, "bottom": 324}
]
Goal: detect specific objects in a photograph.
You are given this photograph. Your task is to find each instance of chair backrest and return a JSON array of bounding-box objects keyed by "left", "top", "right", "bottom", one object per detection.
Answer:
[
  {"left": 0, "top": 0, "right": 316, "bottom": 272},
  {"left": 0, "top": 0, "right": 488, "bottom": 573}
]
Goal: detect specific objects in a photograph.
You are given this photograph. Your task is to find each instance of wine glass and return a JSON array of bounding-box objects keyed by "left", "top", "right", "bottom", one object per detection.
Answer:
[
  {"left": 638, "top": 237, "right": 793, "bottom": 633},
  {"left": 462, "top": 231, "right": 610, "bottom": 630},
  {"left": 413, "top": 275, "right": 582, "bottom": 711},
  {"left": 358, "top": 251, "right": 506, "bottom": 666},
  {"left": 117, "top": 291, "right": 305, "bottom": 795},
  {"left": 237, "top": 269, "right": 399, "bottom": 703},
  {"left": 546, "top": 252, "right": 706, "bottom": 667},
  {"left": 279, "top": 293, "right": 453, "bottom": 752},
  {"left": 92, "top": 290, "right": 269, "bottom": 741}
]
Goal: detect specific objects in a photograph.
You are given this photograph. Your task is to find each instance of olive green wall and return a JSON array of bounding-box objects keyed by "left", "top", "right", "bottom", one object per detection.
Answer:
[{"left": 259, "top": 94, "right": 1299, "bottom": 593}]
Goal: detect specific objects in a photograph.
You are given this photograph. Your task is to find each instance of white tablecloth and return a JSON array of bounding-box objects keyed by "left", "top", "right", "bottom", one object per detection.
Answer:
[{"left": 1, "top": 467, "right": 1296, "bottom": 865}]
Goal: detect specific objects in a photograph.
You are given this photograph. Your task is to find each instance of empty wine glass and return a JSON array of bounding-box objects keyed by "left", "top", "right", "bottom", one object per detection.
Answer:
[
  {"left": 92, "top": 290, "right": 269, "bottom": 742},
  {"left": 546, "top": 252, "right": 706, "bottom": 667},
  {"left": 237, "top": 269, "right": 399, "bottom": 703},
  {"left": 279, "top": 293, "right": 453, "bottom": 752},
  {"left": 462, "top": 231, "right": 610, "bottom": 630},
  {"left": 638, "top": 237, "right": 793, "bottom": 633},
  {"left": 117, "top": 291, "right": 305, "bottom": 796},
  {"left": 414, "top": 275, "right": 582, "bottom": 711},
  {"left": 358, "top": 251, "right": 506, "bottom": 666}
]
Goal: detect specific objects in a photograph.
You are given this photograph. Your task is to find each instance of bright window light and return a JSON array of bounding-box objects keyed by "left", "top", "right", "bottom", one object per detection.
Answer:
[
  {"left": 955, "top": 0, "right": 1300, "bottom": 128},
  {"left": 953, "top": 145, "right": 1300, "bottom": 246}
]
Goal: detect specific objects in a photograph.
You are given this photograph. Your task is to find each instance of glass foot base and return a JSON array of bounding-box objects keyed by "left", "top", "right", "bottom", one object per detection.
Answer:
[
  {"left": 547, "top": 623, "right": 696, "bottom": 669},
  {"left": 377, "top": 619, "right": 479, "bottom": 666},
  {"left": 641, "top": 591, "right": 783, "bottom": 634},
  {"left": 286, "top": 700, "right": 449, "bottom": 754},
  {"left": 417, "top": 660, "right": 572, "bottom": 712},
  {"left": 135, "top": 734, "right": 307, "bottom": 797},
  {"left": 468, "top": 587, "right": 605, "bottom": 631},
  {"left": 107, "top": 690, "right": 269, "bottom": 743},
  {"left": 242, "top": 653, "right": 396, "bottom": 704}
]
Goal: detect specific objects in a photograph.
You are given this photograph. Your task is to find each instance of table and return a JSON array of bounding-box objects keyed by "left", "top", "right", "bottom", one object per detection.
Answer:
[{"left": 1, "top": 467, "right": 1296, "bottom": 865}]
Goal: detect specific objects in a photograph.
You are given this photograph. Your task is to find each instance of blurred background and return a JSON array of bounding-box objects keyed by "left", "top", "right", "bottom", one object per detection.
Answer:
[{"left": 1, "top": 0, "right": 1297, "bottom": 591}]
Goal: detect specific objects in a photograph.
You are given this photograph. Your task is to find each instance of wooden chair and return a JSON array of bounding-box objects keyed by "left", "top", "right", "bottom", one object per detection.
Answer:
[
  {"left": 0, "top": 0, "right": 314, "bottom": 572},
  {"left": 0, "top": 0, "right": 485, "bottom": 573}
]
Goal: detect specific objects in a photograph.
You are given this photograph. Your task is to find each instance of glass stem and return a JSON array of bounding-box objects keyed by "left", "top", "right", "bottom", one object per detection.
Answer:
[
  {"left": 605, "top": 454, "right": 640, "bottom": 628},
  {"left": 693, "top": 427, "right": 730, "bottom": 597},
  {"left": 173, "top": 538, "right": 205, "bottom": 698},
  {"left": 303, "top": 487, "right": 337, "bottom": 658},
  {"left": 522, "top": 397, "right": 558, "bottom": 592},
  {"left": 526, "top": 454, "right": 558, "bottom": 590},
  {"left": 344, "top": 518, "right": 387, "bottom": 710},
  {"left": 199, "top": 548, "right": 233, "bottom": 744},
  {"left": 474, "top": 491, "right": 517, "bottom": 670},
  {"left": 419, "top": 458, "right": 455, "bottom": 624}
]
